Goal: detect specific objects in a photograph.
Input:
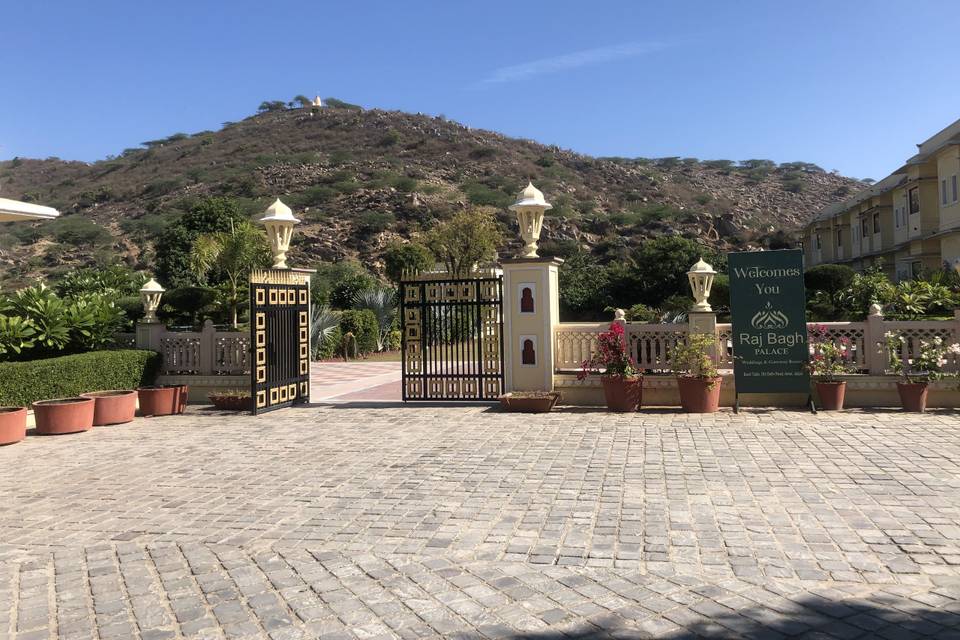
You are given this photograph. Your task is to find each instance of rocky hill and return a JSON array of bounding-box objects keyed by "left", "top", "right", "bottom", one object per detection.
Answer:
[{"left": 0, "top": 102, "right": 863, "bottom": 286}]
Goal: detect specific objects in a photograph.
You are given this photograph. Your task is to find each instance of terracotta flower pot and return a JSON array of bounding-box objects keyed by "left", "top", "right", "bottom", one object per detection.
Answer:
[
  {"left": 137, "top": 386, "right": 179, "bottom": 417},
  {"left": 32, "top": 397, "right": 95, "bottom": 435},
  {"left": 897, "top": 382, "right": 929, "bottom": 412},
  {"left": 498, "top": 392, "right": 561, "bottom": 413},
  {"left": 816, "top": 381, "right": 846, "bottom": 411},
  {"left": 676, "top": 376, "right": 722, "bottom": 413},
  {"left": 81, "top": 390, "right": 138, "bottom": 425},
  {"left": 601, "top": 376, "right": 642, "bottom": 412},
  {"left": 0, "top": 407, "right": 27, "bottom": 445},
  {"left": 164, "top": 384, "right": 189, "bottom": 414}
]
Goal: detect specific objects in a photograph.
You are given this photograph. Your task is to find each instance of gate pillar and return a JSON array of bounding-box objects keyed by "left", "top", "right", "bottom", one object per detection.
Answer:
[{"left": 501, "top": 257, "right": 563, "bottom": 392}]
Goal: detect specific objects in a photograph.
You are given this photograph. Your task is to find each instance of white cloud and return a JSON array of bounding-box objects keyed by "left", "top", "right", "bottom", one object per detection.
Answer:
[{"left": 478, "top": 41, "right": 667, "bottom": 85}]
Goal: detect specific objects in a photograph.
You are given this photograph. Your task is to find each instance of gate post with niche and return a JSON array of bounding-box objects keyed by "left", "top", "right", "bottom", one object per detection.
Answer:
[
  {"left": 250, "top": 199, "right": 315, "bottom": 415},
  {"left": 502, "top": 182, "right": 563, "bottom": 392}
]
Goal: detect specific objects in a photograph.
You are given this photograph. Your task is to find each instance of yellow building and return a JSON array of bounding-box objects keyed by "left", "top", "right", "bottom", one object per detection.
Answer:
[{"left": 804, "top": 118, "right": 960, "bottom": 280}]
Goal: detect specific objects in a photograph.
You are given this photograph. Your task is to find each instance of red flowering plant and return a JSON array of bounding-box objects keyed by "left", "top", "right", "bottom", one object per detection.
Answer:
[
  {"left": 577, "top": 322, "right": 640, "bottom": 380},
  {"left": 806, "top": 324, "right": 855, "bottom": 383}
]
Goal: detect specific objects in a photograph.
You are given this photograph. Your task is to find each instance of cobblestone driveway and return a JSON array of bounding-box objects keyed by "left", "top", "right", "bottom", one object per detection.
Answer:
[{"left": 2, "top": 406, "right": 960, "bottom": 638}]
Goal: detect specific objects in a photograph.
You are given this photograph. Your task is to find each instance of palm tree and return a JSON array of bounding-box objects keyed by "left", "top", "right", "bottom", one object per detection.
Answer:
[
  {"left": 189, "top": 220, "right": 271, "bottom": 328},
  {"left": 311, "top": 305, "right": 340, "bottom": 359},
  {"left": 353, "top": 288, "right": 397, "bottom": 352}
]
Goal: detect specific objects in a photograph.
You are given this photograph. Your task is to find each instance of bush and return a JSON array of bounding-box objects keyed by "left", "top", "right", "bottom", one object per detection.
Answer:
[
  {"left": 315, "top": 325, "right": 342, "bottom": 359},
  {"left": 624, "top": 304, "right": 657, "bottom": 322},
  {"left": 0, "top": 350, "right": 160, "bottom": 407},
  {"left": 383, "top": 242, "right": 434, "bottom": 283},
  {"left": 339, "top": 309, "right": 378, "bottom": 354},
  {"left": 311, "top": 261, "right": 376, "bottom": 308},
  {"left": 805, "top": 264, "right": 855, "bottom": 294},
  {"left": 51, "top": 216, "right": 111, "bottom": 246},
  {"left": 0, "top": 285, "right": 129, "bottom": 360},
  {"left": 355, "top": 210, "right": 394, "bottom": 237},
  {"left": 159, "top": 286, "right": 219, "bottom": 327}
]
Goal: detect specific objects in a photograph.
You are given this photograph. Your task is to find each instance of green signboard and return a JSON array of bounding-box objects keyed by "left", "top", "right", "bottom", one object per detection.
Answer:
[{"left": 728, "top": 249, "right": 810, "bottom": 395}]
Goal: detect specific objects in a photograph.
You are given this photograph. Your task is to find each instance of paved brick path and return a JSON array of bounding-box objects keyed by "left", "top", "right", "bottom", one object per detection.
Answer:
[
  {"left": 310, "top": 362, "right": 400, "bottom": 401},
  {"left": 2, "top": 406, "right": 960, "bottom": 638}
]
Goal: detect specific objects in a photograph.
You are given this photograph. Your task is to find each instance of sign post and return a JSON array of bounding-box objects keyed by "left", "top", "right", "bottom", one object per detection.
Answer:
[{"left": 728, "top": 249, "right": 813, "bottom": 412}]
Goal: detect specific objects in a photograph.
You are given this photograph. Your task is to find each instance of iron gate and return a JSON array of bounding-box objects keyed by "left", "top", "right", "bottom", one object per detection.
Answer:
[
  {"left": 400, "top": 274, "right": 504, "bottom": 401},
  {"left": 249, "top": 269, "right": 310, "bottom": 414}
]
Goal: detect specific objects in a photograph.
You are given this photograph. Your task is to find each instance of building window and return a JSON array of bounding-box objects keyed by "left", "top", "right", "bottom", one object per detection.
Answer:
[
  {"left": 909, "top": 187, "right": 920, "bottom": 214},
  {"left": 861, "top": 218, "right": 869, "bottom": 237},
  {"left": 911, "top": 261, "right": 922, "bottom": 278},
  {"left": 836, "top": 228, "right": 842, "bottom": 247},
  {"left": 953, "top": 175, "right": 958, "bottom": 203},
  {"left": 943, "top": 179, "right": 949, "bottom": 205},
  {"left": 872, "top": 212, "right": 879, "bottom": 233},
  {"left": 815, "top": 233, "right": 821, "bottom": 250}
]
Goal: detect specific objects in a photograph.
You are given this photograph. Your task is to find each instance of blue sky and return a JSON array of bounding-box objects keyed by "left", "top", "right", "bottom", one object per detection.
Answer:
[{"left": 2, "top": 0, "right": 957, "bottom": 180}]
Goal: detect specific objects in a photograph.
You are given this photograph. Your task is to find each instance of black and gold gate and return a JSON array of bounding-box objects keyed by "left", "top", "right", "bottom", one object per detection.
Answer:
[
  {"left": 400, "top": 273, "right": 504, "bottom": 401},
  {"left": 249, "top": 269, "right": 310, "bottom": 414}
]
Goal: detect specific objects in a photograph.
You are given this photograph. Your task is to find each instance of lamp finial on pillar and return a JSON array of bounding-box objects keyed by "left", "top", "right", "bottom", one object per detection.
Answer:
[
  {"left": 259, "top": 198, "right": 300, "bottom": 269},
  {"left": 508, "top": 181, "right": 552, "bottom": 259}
]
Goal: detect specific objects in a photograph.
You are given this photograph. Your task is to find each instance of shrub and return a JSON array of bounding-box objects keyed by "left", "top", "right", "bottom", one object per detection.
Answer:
[
  {"left": 469, "top": 147, "right": 498, "bottom": 160},
  {"left": 462, "top": 182, "right": 513, "bottom": 208},
  {"left": 159, "top": 286, "right": 219, "bottom": 327},
  {"left": 55, "top": 265, "right": 146, "bottom": 298},
  {"left": 51, "top": 216, "right": 111, "bottom": 247},
  {"left": 312, "top": 261, "right": 376, "bottom": 308},
  {"left": 383, "top": 242, "right": 434, "bottom": 283},
  {"left": 378, "top": 130, "right": 401, "bottom": 147},
  {"left": 805, "top": 265, "right": 855, "bottom": 294},
  {"left": 0, "top": 349, "right": 160, "bottom": 407},
  {"left": 0, "top": 285, "right": 128, "bottom": 360},
  {"left": 355, "top": 210, "right": 394, "bottom": 237},
  {"left": 624, "top": 304, "right": 657, "bottom": 322},
  {"left": 315, "top": 325, "right": 342, "bottom": 359},
  {"left": 339, "top": 309, "right": 379, "bottom": 354}
]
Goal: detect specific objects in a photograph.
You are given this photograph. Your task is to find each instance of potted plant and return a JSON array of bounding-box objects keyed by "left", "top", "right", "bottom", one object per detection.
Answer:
[
  {"left": 137, "top": 386, "right": 179, "bottom": 417},
  {"left": 208, "top": 390, "right": 253, "bottom": 411},
  {"left": 81, "top": 390, "right": 138, "bottom": 425},
  {"left": 578, "top": 322, "right": 642, "bottom": 412},
  {"left": 32, "top": 397, "right": 95, "bottom": 435},
  {"left": 498, "top": 391, "right": 561, "bottom": 413},
  {"left": 165, "top": 384, "right": 189, "bottom": 413},
  {"left": 807, "top": 325, "right": 855, "bottom": 411},
  {"left": 885, "top": 331, "right": 960, "bottom": 412},
  {"left": 672, "top": 333, "right": 722, "bottom": 413},
  {"left": 0, "top": 407, "right": 27, "bottom": 445}
]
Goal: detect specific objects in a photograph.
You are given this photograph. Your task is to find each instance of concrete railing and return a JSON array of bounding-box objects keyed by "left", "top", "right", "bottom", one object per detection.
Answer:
[
  {"left": 132, "top": 319, "right": 250, "bottom": 376},
  {"left": 554, "top": 309, "right": 960, "bottom": 375}
]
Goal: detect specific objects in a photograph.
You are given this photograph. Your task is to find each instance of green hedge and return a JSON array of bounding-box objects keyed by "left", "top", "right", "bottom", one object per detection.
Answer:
[{"left": 0, "top": 349, "right": 160, "bottom": 407}]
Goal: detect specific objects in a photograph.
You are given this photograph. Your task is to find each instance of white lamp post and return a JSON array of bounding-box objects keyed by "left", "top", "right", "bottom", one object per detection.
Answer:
[
  {"left": 687, "top": 258, "right": 717, "bottom": 312},
  {"left": 508, "top": 182, "right": 552, "bottom": 259},
  {"left": 140, "top": 277, "right": 165, "bottom": 323},
  {"left": 260, "top": 198, "right": 300, "bottom": 269}
]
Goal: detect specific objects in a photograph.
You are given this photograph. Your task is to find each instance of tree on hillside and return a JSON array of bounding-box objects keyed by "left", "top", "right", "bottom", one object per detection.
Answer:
[
  {"left": 257, "top": 100, "right": 287, "bottom": 113},
  {"left": 424, "top": 208, "right": 502, "bottom": 275},
  {"left": 383, "top": 241, "right": 434, "bottom": 283},
  {"left": 292, "top": 95, "right": 311, "bottom": 108},
  {"left": 155, "top": 197, "right": 247, "bottom": 287},
  {"left": 189, "top": 220, "right": 270, "bottom": 328}
]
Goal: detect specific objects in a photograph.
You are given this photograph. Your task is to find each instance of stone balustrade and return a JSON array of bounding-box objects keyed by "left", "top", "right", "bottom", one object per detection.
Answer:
[{"left": 553, "top": 308, "right": 960, "bottom": 376}]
